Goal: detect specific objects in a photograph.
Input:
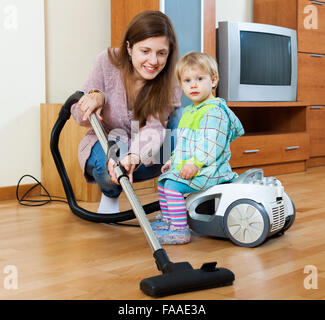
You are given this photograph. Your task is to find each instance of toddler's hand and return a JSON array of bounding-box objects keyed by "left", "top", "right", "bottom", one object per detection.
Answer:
[
  {"left": 161, "top": 159, "right": 171, "bottom": 173},
  {"left": 180, "top": 161, "right": 198, "bottom": 180}
]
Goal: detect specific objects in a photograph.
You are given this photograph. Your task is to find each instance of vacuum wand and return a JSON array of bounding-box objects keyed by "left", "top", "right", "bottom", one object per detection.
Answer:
[{"left": 89, "top": 114, "right": 162, "bottom": 252}]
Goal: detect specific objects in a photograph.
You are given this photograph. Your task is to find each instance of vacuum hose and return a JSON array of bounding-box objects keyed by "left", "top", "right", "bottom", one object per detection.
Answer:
[{"left": 50, "top": 91, "right": 160, "bottom": 223}]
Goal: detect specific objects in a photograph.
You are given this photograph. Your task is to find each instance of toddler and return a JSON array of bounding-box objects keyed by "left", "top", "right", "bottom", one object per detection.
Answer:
[{"left": 152, "top": 51, "right": 244, "bottom": 244}]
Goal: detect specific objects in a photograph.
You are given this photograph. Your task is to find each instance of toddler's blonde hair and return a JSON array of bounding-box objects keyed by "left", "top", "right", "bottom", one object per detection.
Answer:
[{"left": 175, "top": 51, "right": 219, "bottom": 86}]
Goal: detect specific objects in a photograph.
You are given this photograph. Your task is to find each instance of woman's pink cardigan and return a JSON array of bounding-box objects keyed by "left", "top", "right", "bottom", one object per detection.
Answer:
[{"left": 71, "top": 49, "right": 182, "bottom": 183}]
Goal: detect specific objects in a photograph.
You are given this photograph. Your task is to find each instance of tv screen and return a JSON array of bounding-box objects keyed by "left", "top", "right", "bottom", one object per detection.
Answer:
[{"left": 240, "top": 31, "right": 292, "bottom": 86}]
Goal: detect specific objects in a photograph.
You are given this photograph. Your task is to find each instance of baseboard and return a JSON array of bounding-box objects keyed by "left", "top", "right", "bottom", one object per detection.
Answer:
[
  {"left": 0, "top": 184, "right": 41, "bottom": 201},
  {"left": 307, "top": 156, "right": 325, "bottom": 168}
]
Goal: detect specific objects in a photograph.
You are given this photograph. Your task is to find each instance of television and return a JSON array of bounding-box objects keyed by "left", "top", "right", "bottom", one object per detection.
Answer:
[{"left": 216, "top": 21, "right": 298, "bottom": 102}]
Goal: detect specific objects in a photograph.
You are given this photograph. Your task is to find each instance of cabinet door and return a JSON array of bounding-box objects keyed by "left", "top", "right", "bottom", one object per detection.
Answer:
[
  {"left": 298, "top": 52, "right": 325, "bottom": 104},
  {"left": 298, "top": 0, "right": 325, "bottom": 54},
  {"left": 307, "top": 105, "right": 325, "bottom": 156}
]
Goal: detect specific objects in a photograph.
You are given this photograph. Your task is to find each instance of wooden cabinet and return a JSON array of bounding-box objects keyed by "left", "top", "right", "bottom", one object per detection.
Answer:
[
  {"left": 111, "top": 0, "right": 159, "bottom": 48},
  {"left": 307, "top": 105, "right": 325, "bottom": 157},
  {"left": 228, "top": 102, "right": 309, "bottom": 175},
  {"left": 297, "top": 0, "right": 325, "bottom": 54},
  {"left": 255, "top": 0, "right": 325, "bottom": 53},
  {"left": 298, "top": 53, "right": 325, "bottom": 104},
  {"left": 231, "top": 133, "right": 309, "bottom": 168},
  {"left": 254, "top": 0, "right": 325, "bottom": 168}
]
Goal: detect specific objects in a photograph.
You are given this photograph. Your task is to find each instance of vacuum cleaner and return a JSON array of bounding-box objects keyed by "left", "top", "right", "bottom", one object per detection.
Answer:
[
  {"left": 186, "top": 169, "right": 296, "bottom": 247},
  {"left": 50, "top": 91, "right": 235, "bottom": 298}
]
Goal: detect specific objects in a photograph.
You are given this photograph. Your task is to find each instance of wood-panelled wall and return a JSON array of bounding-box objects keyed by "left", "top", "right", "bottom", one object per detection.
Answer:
[{"left": 111, "top": 0, "right": 159, "bottom": 47}]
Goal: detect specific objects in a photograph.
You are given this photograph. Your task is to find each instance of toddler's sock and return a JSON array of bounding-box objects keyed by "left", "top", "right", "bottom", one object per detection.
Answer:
[
  {"left": 150, "top": 214, "right": 170, "bottom": 230},
  {"left": 153, "top": 225, "right": 191, "bottom": 244}
]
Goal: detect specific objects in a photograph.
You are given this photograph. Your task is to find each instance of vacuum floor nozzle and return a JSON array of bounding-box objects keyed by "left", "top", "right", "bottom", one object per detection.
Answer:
[{"left": 140, "top": 262, "right": 234, "bottom": 298}]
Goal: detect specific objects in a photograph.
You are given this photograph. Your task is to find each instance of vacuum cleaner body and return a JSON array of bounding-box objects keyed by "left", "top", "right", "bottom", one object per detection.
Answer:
[{"left": 187, "top": 168, "right": 296, "bottom": 247}]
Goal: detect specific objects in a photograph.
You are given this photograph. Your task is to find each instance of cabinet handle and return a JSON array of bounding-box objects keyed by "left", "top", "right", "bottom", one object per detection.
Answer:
[
  {"left": 311, "top": 1, "right": 325, "bottom": 5},
  {"left": 285, "top": 146, "right": 300, "bottom": 151},
  {"left": 310, "top": 106, "right": 324, "bottom": 109},
  {"left": 310, "top": 54, "right": 324, "bottom": 58},
  {"left": 243, "top": 149, "right": 260, "bottom": 154}
]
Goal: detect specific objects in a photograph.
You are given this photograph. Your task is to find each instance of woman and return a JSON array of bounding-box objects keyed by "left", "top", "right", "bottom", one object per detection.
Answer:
[{"left": 71, "top": 11, "right": 182, "bottom": 214}]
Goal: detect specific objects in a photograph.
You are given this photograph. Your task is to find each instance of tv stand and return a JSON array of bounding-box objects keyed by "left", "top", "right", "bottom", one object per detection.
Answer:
[{"left": 228, "top": 101, "right": 309, "bottom": 176}]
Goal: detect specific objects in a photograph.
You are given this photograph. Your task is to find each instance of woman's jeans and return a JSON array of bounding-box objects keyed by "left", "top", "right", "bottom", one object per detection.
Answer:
[{"left": 85, "top": 107, "right": 184, "bottom": 198}]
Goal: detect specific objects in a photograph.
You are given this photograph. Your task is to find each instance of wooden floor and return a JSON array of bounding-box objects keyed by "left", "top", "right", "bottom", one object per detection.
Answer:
[{"left": 0, "top": 166, "right": 324, "bottom": 300}]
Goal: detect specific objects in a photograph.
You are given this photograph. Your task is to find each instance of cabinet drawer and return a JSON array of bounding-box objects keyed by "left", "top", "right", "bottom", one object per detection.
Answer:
[
  {"left": 308, "top": 105, "right": 325, "bottom": 156},
  {"left": 298, "top": 0, "right": 325, "bottom": 54},
  {"left": 230, "top": 133, "right": 309, "bottom": 167},
  {"left": 298, "top": 52, "right": 325, "bottom": 104}
]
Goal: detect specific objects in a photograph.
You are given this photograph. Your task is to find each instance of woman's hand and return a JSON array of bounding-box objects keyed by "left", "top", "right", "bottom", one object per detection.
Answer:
[
  {"left": 107, "top": 158, "right": 118, "bottom": 184},
  {"left": 78, "top": 92, "right": 105, "bottom": 121},
  {"left": 180, "top": 161, "right": 198, "bottom": 180},
  {"left": 107, "top": 153, "right": 141, "bottom": 185},
  {"left": 161, "top": 159, "right": 171, "bottom": 173}
]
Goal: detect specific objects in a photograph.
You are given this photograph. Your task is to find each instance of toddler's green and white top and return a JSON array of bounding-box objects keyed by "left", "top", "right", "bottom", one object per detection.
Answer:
[{"left": 159, "top": 97, "right": 244, "bottom": 191}]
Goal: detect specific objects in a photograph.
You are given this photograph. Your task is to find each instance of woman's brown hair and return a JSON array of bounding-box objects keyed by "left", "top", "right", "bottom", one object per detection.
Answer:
[{"left": 108, "top": 11, "right": 179, "bottom": 128}]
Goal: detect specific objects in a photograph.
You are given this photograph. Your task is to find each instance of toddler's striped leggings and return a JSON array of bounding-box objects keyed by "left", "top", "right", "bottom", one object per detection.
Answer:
[{"left": 157, "top": 179, "right": 197, "bottom": 229}]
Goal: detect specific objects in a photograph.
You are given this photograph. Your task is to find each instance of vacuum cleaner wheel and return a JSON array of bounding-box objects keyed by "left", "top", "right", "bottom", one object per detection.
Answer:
[{"left": 224, "top": 199, "right": 269, "bottom": 248}]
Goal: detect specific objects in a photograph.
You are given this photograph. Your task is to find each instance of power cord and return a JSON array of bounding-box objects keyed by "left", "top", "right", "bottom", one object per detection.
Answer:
[
  {"left": 16, "top": 174, "right": 140, "bottom": 228},
  {"left": 16, "top": 174, "right": 68, "bottom": 206}
]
